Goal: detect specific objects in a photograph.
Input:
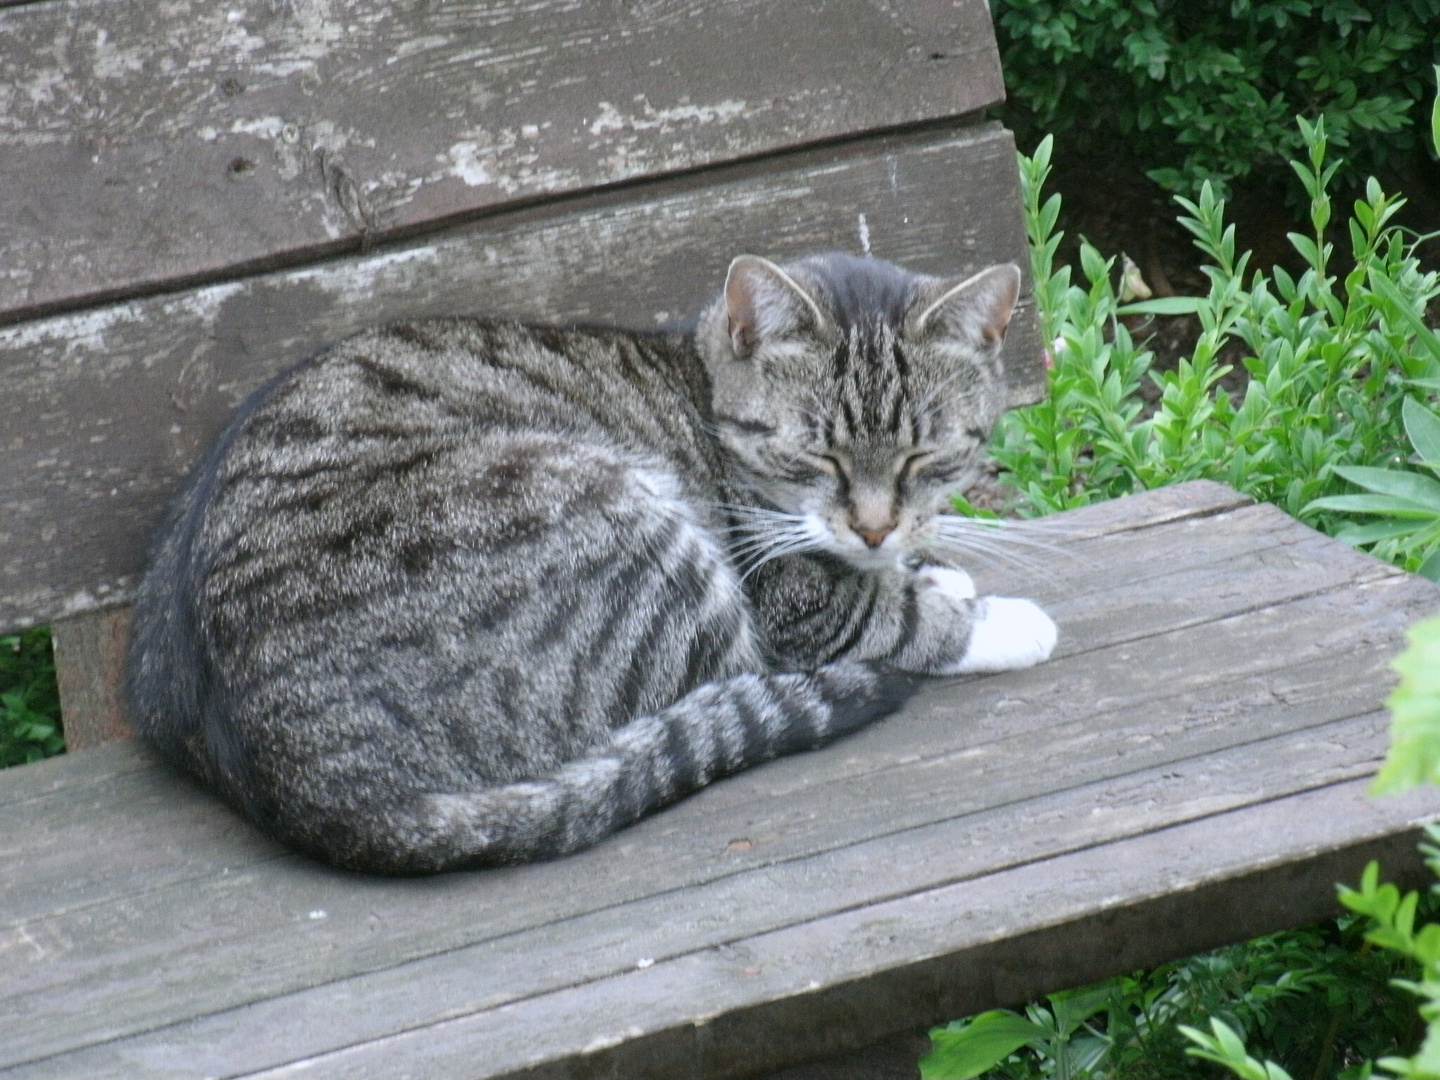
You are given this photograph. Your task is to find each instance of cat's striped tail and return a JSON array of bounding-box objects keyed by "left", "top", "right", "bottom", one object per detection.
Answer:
[{"left": 313, "top": 662, "right": 919, "bottom": 874}]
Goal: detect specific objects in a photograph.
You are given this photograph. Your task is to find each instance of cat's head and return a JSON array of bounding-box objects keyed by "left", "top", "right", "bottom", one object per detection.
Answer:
[{"left": 695, "top": 252, "right": 1020, "bottom": 572}]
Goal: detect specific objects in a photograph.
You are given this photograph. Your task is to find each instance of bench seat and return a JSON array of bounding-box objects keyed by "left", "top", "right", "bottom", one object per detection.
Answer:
[{"left": 4, "top": 480, "right": 1437, "bottom": 1080}]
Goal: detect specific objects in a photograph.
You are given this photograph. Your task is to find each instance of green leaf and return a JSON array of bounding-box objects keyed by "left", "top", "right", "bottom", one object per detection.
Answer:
[
  {"left": 1331, "top": 466, "right": 1440, "bottom": 508},
  {"left": 1334, "top": 519, "right": 1422, "bottom": 545},
  {"left": 1288, "top": 232, "right": 1322, "bottom": 270},
  {"left": 1431, "top": 64, "right": 1440, "bottom": 159},
  {"left": 1180, "top": 1018, "right": 1295, "bottom": 1079},
  {"left": 1047, "top": 984, "right": 1114, "bottom": 1032},
  {"left": 950, "top": 494, "right": 1001, "bottom": 520},
  {"left": 1371, "top": 614, "right": 1440, "bottom": 795},
  {"left": 1370, "top": 269, "right": 1440, "bottom": 367},
  {"left": 1404, "top": 397, "right": 1440, "bottom": 473},
  {"left": 1116, "top": 296, "right": 1206, "bottom": 316},
  {"left": 1419, "top": 546, "right": 1440, "bottom": 582},
  {"left": 920, "top": 1012, "right": 1050, "bottom": 1080},
  {"left": 1304, "top": 494, "right": 1439, "bottom": 518}
]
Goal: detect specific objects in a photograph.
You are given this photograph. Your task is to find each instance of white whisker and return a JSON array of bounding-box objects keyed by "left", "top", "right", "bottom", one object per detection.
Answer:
[
  {"left": 934, "top": 517, "right": 1076, "bottom": 558},
  {"left": 740, "top": 536, "right": 824, "bottom": 581}
]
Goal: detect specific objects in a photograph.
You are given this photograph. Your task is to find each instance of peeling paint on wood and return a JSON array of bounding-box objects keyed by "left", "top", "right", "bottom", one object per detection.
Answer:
[
  {"left": 0, "top": 125, "right": 1039, "bottom": 634},
  {"left": 0, "top": 0, "right": 1004, "bottom": 318}
]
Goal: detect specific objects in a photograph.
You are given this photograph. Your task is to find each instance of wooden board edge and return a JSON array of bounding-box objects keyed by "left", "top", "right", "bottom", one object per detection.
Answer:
[
  {"left": 202, "top": 780, "right": 1440, "bottom": 1080},
  {"left": 1032, "top": 480, "right": 1256, "bottom": 540},
  {"left": 0, "top": 736, "right": 150, "bottom": 810},
  {"left": 541, "top": 784, "right": 1440, "bottom": 1080},
  {"left": 739, "top": 823, "right": 1433, "bottom": 1080}
]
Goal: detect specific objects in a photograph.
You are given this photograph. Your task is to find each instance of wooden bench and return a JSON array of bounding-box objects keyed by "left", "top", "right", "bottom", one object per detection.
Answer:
[
  {"left": 3, "top": 2, "right": 1439, "bottom": 1077},
  {"left": 0, "top": 0, "right": 1044, "bottom": 749},
  {"left": 6, "top": 481, "right": 1440, "bottom": 1079}
]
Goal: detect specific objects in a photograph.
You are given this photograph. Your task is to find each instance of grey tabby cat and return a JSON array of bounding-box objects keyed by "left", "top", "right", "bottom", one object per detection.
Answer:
[{"left": 126, "top": 252, "right": 1057, "bottom": 874}]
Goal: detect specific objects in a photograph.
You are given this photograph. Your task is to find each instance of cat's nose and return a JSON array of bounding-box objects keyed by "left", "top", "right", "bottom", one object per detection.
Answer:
[{"left": 855, "top": 526, "right": 893, "bottom": 548}]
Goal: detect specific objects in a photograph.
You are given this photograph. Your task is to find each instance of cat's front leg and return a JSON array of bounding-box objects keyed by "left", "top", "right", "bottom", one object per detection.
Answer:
[{"left": 900, "top": 565, "right": 1057, "bottom": 675}]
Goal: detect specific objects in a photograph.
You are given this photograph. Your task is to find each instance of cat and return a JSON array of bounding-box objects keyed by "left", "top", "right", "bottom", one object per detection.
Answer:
[{"left": 125, "top": 252, "right": 1057, "bottom": 875}]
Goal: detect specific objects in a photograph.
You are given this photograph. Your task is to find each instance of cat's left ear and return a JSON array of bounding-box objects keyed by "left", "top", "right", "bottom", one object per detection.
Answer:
[
  {"left": 723, "top": 255, "right": 829, "bottom": 357},
  {"left": 905, "top": 263, "right": 1021, "bottom": 349}
]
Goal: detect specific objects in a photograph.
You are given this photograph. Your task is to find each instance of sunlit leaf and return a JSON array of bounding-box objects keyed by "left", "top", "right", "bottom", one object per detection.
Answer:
[
  {"left": 920, "top": 1012, "right": 1049, "bottom": 1080},
  {"left": 1372, "top": 614, "right": 1440, "bottom": 795}
]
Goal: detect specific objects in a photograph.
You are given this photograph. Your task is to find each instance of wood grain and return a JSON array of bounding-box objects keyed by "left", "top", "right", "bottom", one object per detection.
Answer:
[
  {"left": 2, "top": 491, "right": 1436, "bottom": 1079},
  {"left": 0, "top": 124, "right": 1039, "bottom": 636},
  {"left": 49, "top": 608, "right": 134, "bottom": 750},
  {"left": 0, "top": 502, "right": 1410, "bottom": 933},
  {"left": 9, "top": 765, "right": 1437, "bottom": 1079},
  {"left": 264, "top": 780, "right": 1434, "bottom": 1080},
  {"left": 0, "top": 0, "right": 1002, "bottom": 320}
]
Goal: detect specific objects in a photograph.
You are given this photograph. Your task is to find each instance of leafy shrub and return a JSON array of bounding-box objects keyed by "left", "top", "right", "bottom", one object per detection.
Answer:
[
  {"left": 0, "top": 627, "right": 63, "bottom": 767},
  {"left": 921, "top": 908, "right": 1428, "bottom": 1078},
  {"left": 1305, "top": 397, "right": 1440, "bottom": 580},
  {"left": 995, "top": 119, "right": 1440, "bottom": 578},
  {"left": 992, "top": 0, "right": 1440, "bottom": 198}
]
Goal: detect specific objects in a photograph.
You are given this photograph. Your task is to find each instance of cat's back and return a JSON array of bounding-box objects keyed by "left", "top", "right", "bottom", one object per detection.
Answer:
[
  {"left": 126, "top": 316, "right": 725, "bottom": 792},
  {"left": 204, "top": 316, "right": 720, "bottom": 547},
  {"left": 276, "top": 317, "right": 712, "bottom": 449}
]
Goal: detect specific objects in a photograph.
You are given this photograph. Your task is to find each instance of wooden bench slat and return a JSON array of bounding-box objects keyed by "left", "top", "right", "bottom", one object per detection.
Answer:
[
  {"left": 0, "top": 123, "right": 1038, "bottom": 636},
  {"left": 228, "top": 780, "right": 1437, "bottom": 1080},
  {"left": 0, "top": 0, "right": 1001, "bottom": 321},
  {"left": 8, "top": 731, "right": 1434, "bottom": 1080},
  {"left": 4, "top": 489, "right": 1437, "bottom": 1077},
  {"left": 0, "top": 579, "right": 1407, "bottom": 950},
  {"left": 1016, "top": 477, "right": 1253, "bottom": 539}
]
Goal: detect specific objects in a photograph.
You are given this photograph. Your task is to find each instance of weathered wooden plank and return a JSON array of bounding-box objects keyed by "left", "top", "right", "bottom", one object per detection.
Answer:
[
  {"left": 5, "top": 568, "right": 1434, "bottom": 1071},
  {"left": 274, "top": 780, "right": 1436, "bottom": 1080},
  {"left": 1009, "top": 478, "right": 1253, "bottom": 540},
  {"left": 0, "top": 733, "right": 150, "bottom": 808},
  {"left": 0, "top": 0, "right": 1003, "bottom": 320},
  {"left": 0, "top": 123, "right": 1039, "bottom": 636},
  {"left": 0, "top": 501, "right": 1390, "bottom": 919},
  {"left": 12, "top": 753, "right": 1435, "bottom": 1080},
  {"left": 49, "top": 607, "right": 133, "bottom": 750}
]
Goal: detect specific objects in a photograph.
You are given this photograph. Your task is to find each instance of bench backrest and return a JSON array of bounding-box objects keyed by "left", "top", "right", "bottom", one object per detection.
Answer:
[{"left": 0, "top": 0, "right": 1040, "bottom": 741}]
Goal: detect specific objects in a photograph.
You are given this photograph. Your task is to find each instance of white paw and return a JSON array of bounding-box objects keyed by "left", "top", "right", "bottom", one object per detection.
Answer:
[
  {"left": 917, "top": 564, "right": 976, "bottom": 601},
  {"left": 949, "top": 597, "right": 1057, "bottom": 674}
]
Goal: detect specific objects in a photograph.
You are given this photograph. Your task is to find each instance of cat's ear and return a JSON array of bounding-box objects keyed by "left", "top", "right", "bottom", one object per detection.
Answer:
[
  {"left": 905, "top": 263, "right": 1021, "bottom": 349},
  {"left": 724, "top": 255, "right": 828, "bottom": 357}
]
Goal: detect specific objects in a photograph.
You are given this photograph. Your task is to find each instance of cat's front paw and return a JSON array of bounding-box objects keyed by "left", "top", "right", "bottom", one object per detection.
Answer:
[
  {"left": 916, "top": 564, "right": 976, "bottom": 601},
  {"left": 948, "top": 597, "right": 1057, "bottom": 674}
]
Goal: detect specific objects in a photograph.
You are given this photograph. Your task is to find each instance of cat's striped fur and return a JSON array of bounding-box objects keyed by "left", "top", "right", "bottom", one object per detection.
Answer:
[{"left": 126, "top": 253, "right": 1056, "bottom": 874}]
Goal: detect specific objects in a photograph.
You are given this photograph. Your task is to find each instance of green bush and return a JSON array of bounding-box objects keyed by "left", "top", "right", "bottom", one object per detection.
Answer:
[
  {"left": 921, "top": 910, "right": 1427, "bottom": 1078},
  {"left": 994, "top": 119, "right": 1440, "bottom": 577},
  {"left": 992, "top": 0, "right": 1440, "bottom": 198},
  {"left": 1, "top": 627, "right": 63, "bottom": 767}
]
